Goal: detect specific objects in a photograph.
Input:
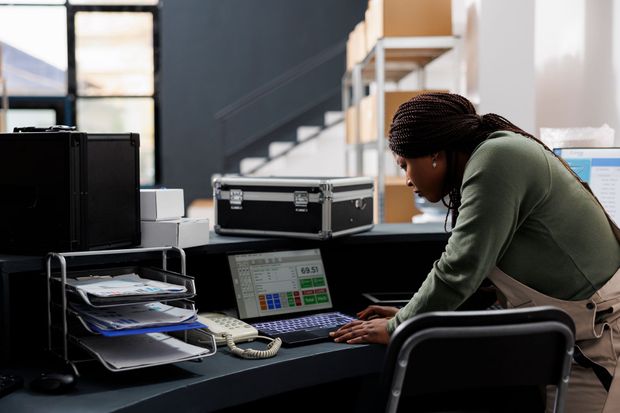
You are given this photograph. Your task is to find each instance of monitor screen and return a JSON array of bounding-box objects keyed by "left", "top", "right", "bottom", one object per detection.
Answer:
[
  {"left": 228, "top": 248, "right": 333, "bottom": 319},
  {"left": 554, "top": 147, "right": 620, "bottom": 223}
]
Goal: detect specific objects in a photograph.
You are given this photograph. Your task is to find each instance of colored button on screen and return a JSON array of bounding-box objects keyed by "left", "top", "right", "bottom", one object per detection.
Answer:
[
  {"left": 312, "top": 277, "right": 325, "bottom": 287},
  {"left": 303, "top": 295, "right": 317, "bottom": 305}
]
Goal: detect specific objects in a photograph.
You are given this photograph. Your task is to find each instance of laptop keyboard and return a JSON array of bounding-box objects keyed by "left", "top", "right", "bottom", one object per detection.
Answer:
[{"left": 252, "top": 312, "right": 356, "bottom": 335}]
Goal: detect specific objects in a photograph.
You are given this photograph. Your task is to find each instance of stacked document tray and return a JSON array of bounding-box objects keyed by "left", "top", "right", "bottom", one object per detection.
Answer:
[{"left": 47, "top": 247, "right": 216, "bottom": 374}]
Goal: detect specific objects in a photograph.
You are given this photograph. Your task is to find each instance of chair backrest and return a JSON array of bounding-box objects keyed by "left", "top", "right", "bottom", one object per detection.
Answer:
[{"left": 381, "top": 306, "right": 575, "bottom": 413}]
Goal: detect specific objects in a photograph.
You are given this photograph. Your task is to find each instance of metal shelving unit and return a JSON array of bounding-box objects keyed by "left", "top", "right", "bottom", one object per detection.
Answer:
[{"left": 342, "top": 36, "right": 457, "bottom": 223}]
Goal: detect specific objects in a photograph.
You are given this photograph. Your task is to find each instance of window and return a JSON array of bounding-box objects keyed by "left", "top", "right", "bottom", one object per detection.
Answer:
[
  {"left": 0, "top": 1, "right": 159, "bottom": 186},
  {"left": 71, "top": 7, "right": 158, "bottom": 185},
  {"left": 0, "top": 5, "right": 67, "bottom": 96}
]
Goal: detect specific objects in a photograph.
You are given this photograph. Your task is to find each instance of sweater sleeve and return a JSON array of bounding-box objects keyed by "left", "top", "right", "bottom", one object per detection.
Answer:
[{"left": 387, "top": 137, "right": 550, "bottom": 333}]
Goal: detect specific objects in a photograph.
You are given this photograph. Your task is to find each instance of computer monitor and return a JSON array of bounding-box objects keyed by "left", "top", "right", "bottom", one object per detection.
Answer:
[{"left": 554, "top": 147, "right": 620, "bottom": 223}]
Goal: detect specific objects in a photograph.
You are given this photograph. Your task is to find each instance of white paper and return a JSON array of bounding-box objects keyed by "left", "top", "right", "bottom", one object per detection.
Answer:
[
  {"left": 72, "top": 302, "right": 197, "bottom": 331},
  {"left": 66, "top": 273, "right": 186, "bottom": 298},
  {"left": 79, "top": 333, "right": 211, "bottom": 370}
]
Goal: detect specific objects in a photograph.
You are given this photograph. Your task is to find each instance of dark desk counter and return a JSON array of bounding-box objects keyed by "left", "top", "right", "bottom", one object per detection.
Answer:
[
  {"left": 0, "top": 223, "right": 446, "bottom": 411},
  {"left": 1, "top": 341, "right": 385, "bottom": 413},
  {"left": 0, "top": 223, "right": 447, "bottom": 269}
]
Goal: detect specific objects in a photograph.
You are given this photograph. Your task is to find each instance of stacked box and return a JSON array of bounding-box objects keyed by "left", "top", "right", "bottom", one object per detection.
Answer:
[
  {"left": 359, "top": 90, "right": 448, "bottom": 142},
  {"left": 379, "top": 176, "right": 421, "bottom": 223},
  {"left": 140, "top": 188, "right": 209, "bottom": 248},
  {"left": 365, "top": 0, "right": 452, "bottom": 52},
  {"left": 346, "top": 21, "right": 367, "bottom": 71}
]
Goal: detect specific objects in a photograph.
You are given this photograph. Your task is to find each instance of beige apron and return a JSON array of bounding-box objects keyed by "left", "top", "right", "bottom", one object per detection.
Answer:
[{"left": 488, "top": 266, "right": 620, "bottom": 413}]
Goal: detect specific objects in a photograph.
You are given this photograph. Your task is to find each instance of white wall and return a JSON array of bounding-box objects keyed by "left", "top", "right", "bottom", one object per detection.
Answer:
[
  {"left": 535, "top": 0, "right": 619, "bottom": 140},
  {"left": 477, "top": 0, "right": 536, "bottom": 133},
  {"left": 462, "top": 0, "right": 620, "bottom": 143}
]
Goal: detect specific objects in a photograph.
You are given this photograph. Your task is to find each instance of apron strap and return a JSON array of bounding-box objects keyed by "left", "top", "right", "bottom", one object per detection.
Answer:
[{"left": 573, "top": 346, "right": 612, "bottom": 392}]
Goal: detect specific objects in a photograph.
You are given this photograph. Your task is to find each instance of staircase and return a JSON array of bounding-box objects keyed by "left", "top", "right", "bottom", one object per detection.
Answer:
[{"left": 239, "top": 111, "right": 346, "bottom": 177}]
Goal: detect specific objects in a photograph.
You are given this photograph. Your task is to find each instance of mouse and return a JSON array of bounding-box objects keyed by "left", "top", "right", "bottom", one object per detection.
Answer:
[{"left": 29, "top": 372, "right": 77, "bottom": 395}]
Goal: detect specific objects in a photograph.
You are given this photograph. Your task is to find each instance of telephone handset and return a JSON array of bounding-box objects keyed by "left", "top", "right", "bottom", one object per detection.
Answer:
[{"left": 197, "top": 312, "right": 281, "bottom": 359}]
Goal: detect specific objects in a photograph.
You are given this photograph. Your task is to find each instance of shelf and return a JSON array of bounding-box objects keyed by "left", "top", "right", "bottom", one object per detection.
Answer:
[
  {"left": 342, "top": 36, "right": 458, "bottom": 223},
  {"left": 344, "top": 36, "right": 457, "bottom": 83}
]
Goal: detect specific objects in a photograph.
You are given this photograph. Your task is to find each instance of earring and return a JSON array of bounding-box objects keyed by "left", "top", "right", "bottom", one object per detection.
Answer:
[{"left": 432, "top": 159, "right": 437, "bottom": 168}]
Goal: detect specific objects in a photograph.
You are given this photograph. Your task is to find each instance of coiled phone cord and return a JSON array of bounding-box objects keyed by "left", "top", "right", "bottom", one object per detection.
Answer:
[{"left": 224, "top": 334, "right": 282, "bottom": 359}]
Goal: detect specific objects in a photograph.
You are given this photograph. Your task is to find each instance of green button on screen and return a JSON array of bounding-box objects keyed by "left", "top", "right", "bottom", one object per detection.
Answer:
[
  {"left": 312, "top": 277, "right": 326, "bottom": 287},
  {"left": 303, "top": 295, "right": 317, "bottom": 305}
]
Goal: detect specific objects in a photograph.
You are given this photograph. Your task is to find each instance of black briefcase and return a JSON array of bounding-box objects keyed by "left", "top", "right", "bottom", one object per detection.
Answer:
[
  {"left": 0, "top": 130, "right": 141, "bottom": 253},
  {"left": 213, "top": 176, "right": 374, "bottom": 239}
]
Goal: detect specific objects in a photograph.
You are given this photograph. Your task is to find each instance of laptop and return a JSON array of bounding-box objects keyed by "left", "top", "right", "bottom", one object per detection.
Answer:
[{"left": 228, "top": 248, "right": 356, "bottom": 346}]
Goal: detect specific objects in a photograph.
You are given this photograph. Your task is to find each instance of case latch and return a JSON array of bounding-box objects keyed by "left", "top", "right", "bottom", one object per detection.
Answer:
[
  {"left": 354, "top": 198, "right": 367, "bottom": 210},
  {"left": 230, "top": 189, "right": 243, "bottom": 210},
  {"left": 294, "top": 191, "right": 309, "bottom": 212}
]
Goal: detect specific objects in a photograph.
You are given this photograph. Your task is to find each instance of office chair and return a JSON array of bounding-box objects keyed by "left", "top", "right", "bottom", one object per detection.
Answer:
[{"left": 381, "top": 306, "right": 575, "bottom": 413}]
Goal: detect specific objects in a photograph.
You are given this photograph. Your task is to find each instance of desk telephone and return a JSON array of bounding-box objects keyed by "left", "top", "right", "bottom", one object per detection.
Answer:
[
  {"left": 197, "top": 313, "right": 258, "bottom": 345},
  {"left": 196, "top": 313, "right": 281, "bottom": 360}
]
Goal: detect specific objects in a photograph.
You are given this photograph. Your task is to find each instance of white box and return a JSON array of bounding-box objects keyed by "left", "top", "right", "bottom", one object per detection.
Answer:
[
  {"left": 140, "top": 218, "right": 209, "bottom": 248},
  {"left": 140, "top": 189, "right": 185, "bottom": 221}
]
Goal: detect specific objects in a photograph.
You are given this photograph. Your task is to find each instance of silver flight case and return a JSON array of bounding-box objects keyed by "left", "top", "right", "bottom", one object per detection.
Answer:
[{"left": 213, "top": 176, "right": 374, "bottom": 240}]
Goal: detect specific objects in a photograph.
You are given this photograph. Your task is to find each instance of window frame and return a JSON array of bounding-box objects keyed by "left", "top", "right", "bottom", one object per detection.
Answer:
[
  {"left": 7, "top": 96, "right": 70, "bottom": 128},
  {"left": 67, "top": 3, "right": 161, "bottom": 184},
  {"left": 0, "top": 1, "right": 160, "bottom": 185}
]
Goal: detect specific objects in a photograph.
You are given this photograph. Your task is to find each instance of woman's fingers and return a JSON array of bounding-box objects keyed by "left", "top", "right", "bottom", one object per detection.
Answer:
[
  {"left": 357, "top": 305, "right": 400, "bottom": 320},
  {"left": 331, "top": 319, "right": 390, "bottom": 345},
  {"left": 331, "top": 325, "right": 363, "bottom": 342}
]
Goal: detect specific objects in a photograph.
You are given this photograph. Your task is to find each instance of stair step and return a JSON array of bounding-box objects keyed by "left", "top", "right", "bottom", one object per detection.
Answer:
[
  {"left": 240, "top": 157, "right": 267, "bottom": 175},
  {"left": 324, "top": 111, "right": 343, "bottom": 125},
  {"left": 239, "top": 111, "right": 347, "bottom": 177},
  {"left": 268, "top": 141, "right": 294, "bottom": 158},
  {"left": 296, "top": 126, "right": 321, "bottom": 142}
]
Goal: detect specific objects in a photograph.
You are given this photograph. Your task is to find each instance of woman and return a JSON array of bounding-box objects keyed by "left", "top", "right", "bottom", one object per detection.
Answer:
[{"left": 330, "top": 93, "right": 620, "bottom": 412}]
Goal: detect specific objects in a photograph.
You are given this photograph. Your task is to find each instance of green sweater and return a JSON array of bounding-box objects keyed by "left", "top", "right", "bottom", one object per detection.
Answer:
[{"left": 387, "top": 131, "right": 620, "bottom": 333}]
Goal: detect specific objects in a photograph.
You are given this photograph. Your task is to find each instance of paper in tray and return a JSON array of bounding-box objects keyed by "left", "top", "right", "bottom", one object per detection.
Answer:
[
  {"left": 77, "top": 332, "right": 213, "bottom": 371},
  {"left": 71, "top": 301, "right": 197, "bottom": 330},
  {"left": 64, "top": 272, "right": 194, "bottom": 307}
]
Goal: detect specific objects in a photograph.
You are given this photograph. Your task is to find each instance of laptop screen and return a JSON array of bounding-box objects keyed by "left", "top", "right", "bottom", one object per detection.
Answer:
[
  {"left": 228, "top": 248, "right": 334, "bottom": 320},
  {"left": 554, "top": 147, "right": 620, "bottom": 223}
]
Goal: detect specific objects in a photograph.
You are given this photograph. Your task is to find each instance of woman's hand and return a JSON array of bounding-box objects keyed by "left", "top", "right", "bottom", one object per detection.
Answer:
[
  {"left": 357, "top": 305, "right": 399, "bottom": 320},
  {"left": 330, "top": 318, "right": 390, "bottom": 344}
]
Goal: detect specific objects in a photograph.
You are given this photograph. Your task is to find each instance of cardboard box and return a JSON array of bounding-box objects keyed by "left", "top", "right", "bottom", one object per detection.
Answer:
[
  {"left": 140, "top": 218, "right": 209, "bottom": 248},
  {"left": 345, "top": 105, "right": 358, "bottom": 145},
  {"left": 374, "top": 176, "right": 421, "bottom": 223},
  {"left": 360, "top": 90, "right": 445, "bottom": 142},
  {"left": 346, "top": 21, "right": 367, "bottom": 71},
  {"left": 365, "top": 0, "right": 452, "bottom": 50},
  {"left": 140, "top": 188, "right": 185, "bottom": 221},
  {"left": 346, "top": 28, "right": 356, "bottom": 71}
]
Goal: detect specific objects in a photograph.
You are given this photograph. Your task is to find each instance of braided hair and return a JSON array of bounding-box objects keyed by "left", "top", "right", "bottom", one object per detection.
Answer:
[{"left": 388, "top": 93, "right": 545, "bottom": 229}]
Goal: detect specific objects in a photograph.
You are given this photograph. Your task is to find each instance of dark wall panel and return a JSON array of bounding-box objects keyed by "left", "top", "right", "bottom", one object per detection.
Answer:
[{"left": 160, "top": 0, "right": 366, "bottom": 203}]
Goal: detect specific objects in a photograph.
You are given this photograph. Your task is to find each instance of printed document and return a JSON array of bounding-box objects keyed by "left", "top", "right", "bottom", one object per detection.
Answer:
[
  {"left": 78, "top": 332, "right": 211, "bottom": 370},
  {"left": 65, "top": 273, "right": 188, "bottom": 306},
  {"left": 71, "top": 301, "right": 197, "bottom": 331}
]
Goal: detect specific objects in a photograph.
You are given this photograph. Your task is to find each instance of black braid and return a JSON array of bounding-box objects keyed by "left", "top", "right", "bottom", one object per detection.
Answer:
[{"left": 388, "top": 93, "right": 538, "bottom": 229}]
